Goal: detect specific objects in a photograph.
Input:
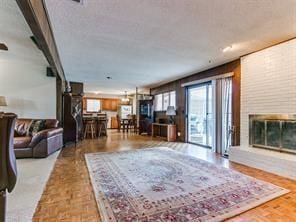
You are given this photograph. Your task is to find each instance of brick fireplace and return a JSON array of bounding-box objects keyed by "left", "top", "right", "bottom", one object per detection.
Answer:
[{"left": 229, "top": 39, "right": 296, "bottom": 180}]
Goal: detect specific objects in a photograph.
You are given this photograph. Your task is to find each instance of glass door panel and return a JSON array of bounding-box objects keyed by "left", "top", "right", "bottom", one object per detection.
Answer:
[
  {"left": 207, "top": 84, "right": 213, "bottom": 147},
  {"left": 187, "top": 83, "right": 213, "bottom": 148}
]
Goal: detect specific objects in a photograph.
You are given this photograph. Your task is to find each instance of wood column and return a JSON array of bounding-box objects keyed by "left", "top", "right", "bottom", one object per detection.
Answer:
[{"left": 56, "top": 75, "right": 63, "bottom": 125}]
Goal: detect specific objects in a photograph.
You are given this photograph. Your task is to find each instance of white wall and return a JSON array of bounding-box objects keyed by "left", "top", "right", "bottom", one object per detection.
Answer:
[
  {"left": 240, "top": 39, "right": 296, "bottom": 146},
  {"left": 0, "top": 0, "right": 56, "bottom": 119},
  {"left": 0, "top": 61, "right": 56, "bottom": 119}
]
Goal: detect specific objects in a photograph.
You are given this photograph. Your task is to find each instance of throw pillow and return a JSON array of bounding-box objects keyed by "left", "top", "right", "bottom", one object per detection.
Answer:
[{"left": 26, "top": 120, "right": 46, "bottom": 136}]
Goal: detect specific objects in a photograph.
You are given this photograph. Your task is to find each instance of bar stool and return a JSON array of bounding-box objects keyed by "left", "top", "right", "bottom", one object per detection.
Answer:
[
  {"left": 84, "top": 120, "right": 96, "bottom": 139},
  {"left": 98, "top": 118, "right": 108, "bottom": 137}
]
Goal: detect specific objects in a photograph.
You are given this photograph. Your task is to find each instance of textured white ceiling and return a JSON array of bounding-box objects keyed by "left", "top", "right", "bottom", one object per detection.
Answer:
[{"left": 44, "top": 0, "right": 296, "bottom": 94}]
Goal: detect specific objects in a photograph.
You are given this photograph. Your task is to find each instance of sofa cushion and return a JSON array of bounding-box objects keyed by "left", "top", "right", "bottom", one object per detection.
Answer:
[
  {"left": 14, "top": 136, "right": 32, "bottom": 149},
  {"left": 26, "top": 120, "right": 46, "bottom": 136}
]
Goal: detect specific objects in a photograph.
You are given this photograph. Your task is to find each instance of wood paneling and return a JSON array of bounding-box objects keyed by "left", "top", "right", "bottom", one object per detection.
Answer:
[
  {"left": 151, "top": 60, "right": 241, "bottom": 144},
  {"left": 231, "top": 62, "right": 241, "bottom": 145}
]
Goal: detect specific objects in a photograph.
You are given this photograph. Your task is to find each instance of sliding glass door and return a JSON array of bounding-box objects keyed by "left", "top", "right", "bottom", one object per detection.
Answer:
[
  {"left": 187, "top": 82, "right": 213, "bottom": 148},
  {"left": 186, "top": 77, "right": 233, "bottom": 154}
]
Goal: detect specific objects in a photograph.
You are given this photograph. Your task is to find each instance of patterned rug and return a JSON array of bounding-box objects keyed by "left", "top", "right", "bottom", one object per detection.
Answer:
[{"left": 85, "top": 147, "right": 288, "bottom": 222}]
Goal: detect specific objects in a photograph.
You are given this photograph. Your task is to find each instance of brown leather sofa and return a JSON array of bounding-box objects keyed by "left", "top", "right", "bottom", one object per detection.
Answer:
[{"left": 14, "top": 119, "right": 63, "bottom": 158}]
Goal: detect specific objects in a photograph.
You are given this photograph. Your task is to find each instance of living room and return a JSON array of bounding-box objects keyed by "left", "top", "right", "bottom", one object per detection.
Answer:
[{"left": 0, "top": 0, "right": 295, "bottom": 221}]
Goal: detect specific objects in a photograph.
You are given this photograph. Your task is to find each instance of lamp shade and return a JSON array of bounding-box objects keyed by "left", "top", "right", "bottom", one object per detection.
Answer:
[
  {"left": 0, "top": 96, "right": 7, "bottom": 106},
  {"left": 166, "top": 106, "right": 176, "bottom": 116}
]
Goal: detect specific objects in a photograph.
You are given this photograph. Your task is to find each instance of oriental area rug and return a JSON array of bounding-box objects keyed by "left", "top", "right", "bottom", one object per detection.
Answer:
[{"left": 85, "top": 147, "right": 288, "bottom": 222}]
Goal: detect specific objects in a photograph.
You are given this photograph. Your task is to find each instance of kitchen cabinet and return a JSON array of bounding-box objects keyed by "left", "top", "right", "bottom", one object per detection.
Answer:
[{"left": 102, "top": 99, "right": 119, "bottom": 111}]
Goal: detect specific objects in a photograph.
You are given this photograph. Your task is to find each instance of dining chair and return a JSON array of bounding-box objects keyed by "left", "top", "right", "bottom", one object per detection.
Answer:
[
  {"left": 117, "top": 114, "right": 129, "bottom": 133},
  {"left": 129, "top": 114, "right": 137, "bottom": 133}
]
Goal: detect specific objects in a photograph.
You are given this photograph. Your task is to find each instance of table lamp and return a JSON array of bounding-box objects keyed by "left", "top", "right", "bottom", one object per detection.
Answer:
[
  {"left": 166, "top": 106, "right": 176, "bottom": 124},
  {"left": 0, "top": 96, "right": 7, "bottom": 107},
  {"left": 0, "top": 96, "right": 7, "bottom": 116}
]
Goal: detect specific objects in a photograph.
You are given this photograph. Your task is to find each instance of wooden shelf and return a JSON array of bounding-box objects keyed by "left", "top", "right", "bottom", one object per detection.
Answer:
[{"left": 152, "top": 123, "right": 176, "bottom": 142}]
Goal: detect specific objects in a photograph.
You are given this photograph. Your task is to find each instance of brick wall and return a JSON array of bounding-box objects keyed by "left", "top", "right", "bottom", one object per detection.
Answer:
[{"left": 240, "top": 39, "right": 296, "bottom": 146}]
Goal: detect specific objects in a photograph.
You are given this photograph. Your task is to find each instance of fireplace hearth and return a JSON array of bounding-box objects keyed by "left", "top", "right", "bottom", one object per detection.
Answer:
[{"left": 249, "top": 114, "right": 296, "bottom": 154}]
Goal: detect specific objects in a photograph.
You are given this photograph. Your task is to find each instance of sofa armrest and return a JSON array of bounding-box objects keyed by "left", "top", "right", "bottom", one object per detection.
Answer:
[{"left": 29, "top": 128, "right": 63, "bottom": 148}]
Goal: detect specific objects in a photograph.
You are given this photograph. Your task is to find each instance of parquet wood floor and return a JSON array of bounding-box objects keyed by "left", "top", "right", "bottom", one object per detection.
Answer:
[{"left": 33, "top": 131, "right": 296, "bottom": 222}]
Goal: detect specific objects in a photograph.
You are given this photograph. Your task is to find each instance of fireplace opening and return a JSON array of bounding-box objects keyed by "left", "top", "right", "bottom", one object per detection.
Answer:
[{"left": 249, "top": 114, "right": 296, "bottom": 154}]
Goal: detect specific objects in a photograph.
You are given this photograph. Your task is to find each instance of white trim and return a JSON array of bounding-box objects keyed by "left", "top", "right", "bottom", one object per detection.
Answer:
[{"left": 181, "top": 72, "right": 234, "bottom": 87}]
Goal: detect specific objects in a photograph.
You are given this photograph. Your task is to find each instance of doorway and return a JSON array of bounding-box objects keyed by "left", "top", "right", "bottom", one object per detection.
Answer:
[
  {"left": 187, "top": 82, "right": 213, "bottom": 148},
  {"left": 186, "top": 77, "right": 233, "bottom": 155}
]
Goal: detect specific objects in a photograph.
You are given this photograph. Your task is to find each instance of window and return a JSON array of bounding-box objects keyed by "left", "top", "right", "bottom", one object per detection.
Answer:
[
  {"left": 169, "top": 91, "right": 176, "bottom": 108},
  {"left": 154, "top": 91, "right": 176, "bottom": 111},
  {"left": 163, "top": 92, "right": 170, "bottom": 111},
  {"left": 86, "top": 99, "right": 101, "bottom": 112},
  {"left": 154, "top": 94, "right": 163, "bottom": 111}
]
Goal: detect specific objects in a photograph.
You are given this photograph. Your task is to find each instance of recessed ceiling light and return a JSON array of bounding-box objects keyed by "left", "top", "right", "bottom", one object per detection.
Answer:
[{"left": 222, "top": 45, "right": 232, "bottom": 53}]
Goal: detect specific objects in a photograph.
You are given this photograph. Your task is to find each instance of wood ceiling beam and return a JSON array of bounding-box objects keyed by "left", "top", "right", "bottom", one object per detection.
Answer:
[
  {"left": 16, "top": 0, "right": 66, "bottom": 84},
  {"left": 0, "top": 43, "right": 8, "bottom": 51}
]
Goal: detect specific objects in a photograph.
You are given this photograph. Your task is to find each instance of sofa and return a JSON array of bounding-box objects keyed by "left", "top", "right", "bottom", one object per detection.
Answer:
[{"left": 14, "top": 119, "right": 63, "bottom": 158}]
